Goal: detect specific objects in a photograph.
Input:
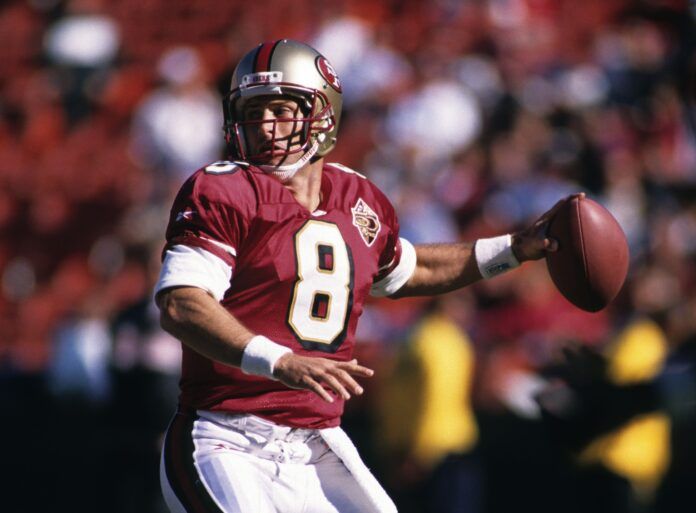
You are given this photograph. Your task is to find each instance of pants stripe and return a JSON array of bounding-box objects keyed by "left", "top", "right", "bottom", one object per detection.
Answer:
[{"left": 163, "top": 411, "right": 225, "bottom": 513}]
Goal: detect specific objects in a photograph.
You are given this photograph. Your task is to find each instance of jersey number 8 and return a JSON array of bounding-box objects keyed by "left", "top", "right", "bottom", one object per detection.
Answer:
[{"left": 287, "top": 220, "right": 354, "bottom": 353}]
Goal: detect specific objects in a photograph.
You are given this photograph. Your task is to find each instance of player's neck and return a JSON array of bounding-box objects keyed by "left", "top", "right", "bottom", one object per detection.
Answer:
[{"left": 283, "top": 159, "right": 324, "bottom": 212}]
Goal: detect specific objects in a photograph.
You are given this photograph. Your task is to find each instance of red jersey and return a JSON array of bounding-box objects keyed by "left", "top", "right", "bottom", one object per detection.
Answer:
[{"left": 161, "top": 161, "right": 407, "bottom": 429}]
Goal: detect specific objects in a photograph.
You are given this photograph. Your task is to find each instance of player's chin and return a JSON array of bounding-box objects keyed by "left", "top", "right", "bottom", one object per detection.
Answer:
[
  {"left": 254, "top": 148, "right": 293, "bottom": 166},
  {"left": 250, "top": 152, "right": 280, "bottom": 166},
  {"left": 257, "top": 158, "right": 278, "bottom": 166}
]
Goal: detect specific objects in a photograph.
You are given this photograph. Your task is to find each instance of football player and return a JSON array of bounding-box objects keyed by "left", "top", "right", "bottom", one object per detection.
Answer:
[{"left": 156, "top": 39, "right": 569, "bottom": 513}]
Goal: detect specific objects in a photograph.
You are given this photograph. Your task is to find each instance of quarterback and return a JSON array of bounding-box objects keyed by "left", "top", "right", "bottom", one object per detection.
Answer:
[{"left": 155, "top": 39, "right": 569, "bottom": 513}]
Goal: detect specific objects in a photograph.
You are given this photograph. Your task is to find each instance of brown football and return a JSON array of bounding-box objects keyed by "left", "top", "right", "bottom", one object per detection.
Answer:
[{"left": 546, "top": 196, "right": 629, "bottom": 312}]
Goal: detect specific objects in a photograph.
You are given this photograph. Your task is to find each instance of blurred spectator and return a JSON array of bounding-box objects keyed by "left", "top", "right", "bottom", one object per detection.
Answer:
[
  {"left": 377, "top": 293, "right": 480, "bottom": 513},
  {"left": 43, "top": 0, "right": 121, "bottom": 123},
  {"left": 384, "top": 80, "right": 482, "bottom": 171},
  {"left": 130, "top": 45, "right": 223, "bottom": 186},
  {"left": 538, "top": 244, "right": 696, "bottom": 513},
  {"left": 47, "top": 297, "right": 113, "bottom": 403},
  {"left": 312, "top": 16, "right": 414, "bottom": 108}
]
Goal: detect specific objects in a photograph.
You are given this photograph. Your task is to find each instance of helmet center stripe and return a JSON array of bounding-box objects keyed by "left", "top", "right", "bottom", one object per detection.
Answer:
[{"left": 255, "top": 39, "right": 281, "bottom": 72}]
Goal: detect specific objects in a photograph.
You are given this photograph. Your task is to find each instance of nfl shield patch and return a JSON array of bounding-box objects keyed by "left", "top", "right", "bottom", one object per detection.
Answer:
[{"left": 351, "top": 198, "right": 381, "bottom": 247}]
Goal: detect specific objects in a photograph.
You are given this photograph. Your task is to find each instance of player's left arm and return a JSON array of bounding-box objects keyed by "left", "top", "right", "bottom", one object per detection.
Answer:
[{"left": 391, "top": 196, "right": 576, "bottom": 298}]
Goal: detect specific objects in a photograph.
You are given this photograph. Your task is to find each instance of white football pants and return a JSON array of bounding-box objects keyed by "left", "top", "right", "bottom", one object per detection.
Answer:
[{"left": 160, "top": 409, "right": 398, "bottom": 513}]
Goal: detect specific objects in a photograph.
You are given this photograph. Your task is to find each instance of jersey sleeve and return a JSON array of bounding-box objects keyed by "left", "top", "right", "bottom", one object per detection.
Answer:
[
  {"left": 371, "top": 237, "right": 417, "bottom": 296},
  {"left": 155, "top": 245, "right": 233, "bottom": 301},
  {"left": 367, "top": 183, "right": 417, "bottom": 297},
  {"left": 164, "top": 168, "right": 254, "bottom": 266}
]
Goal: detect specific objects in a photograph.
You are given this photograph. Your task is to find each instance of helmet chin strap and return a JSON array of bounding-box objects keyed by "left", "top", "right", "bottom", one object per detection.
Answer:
[{"left": 258, "top": 140, "right": 319, "bottom": 183}]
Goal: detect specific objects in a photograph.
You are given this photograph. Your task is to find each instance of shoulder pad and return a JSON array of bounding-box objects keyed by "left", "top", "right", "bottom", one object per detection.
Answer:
[{"left": 204, "top": 161, "right": 245, "bottom": 175}]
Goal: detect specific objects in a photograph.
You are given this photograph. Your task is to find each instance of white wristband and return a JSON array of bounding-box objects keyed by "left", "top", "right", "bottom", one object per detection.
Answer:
[
  {"left": 475, "top": 234, "right": 520, "bottom": 279},
  {"left": 240, "top": 335, "right": 292, "bottom": 379}
]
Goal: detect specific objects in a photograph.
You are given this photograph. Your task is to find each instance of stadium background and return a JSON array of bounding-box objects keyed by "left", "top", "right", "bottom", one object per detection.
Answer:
[{"left": 1, "top": 0, "right": 694, "bottom": 512}]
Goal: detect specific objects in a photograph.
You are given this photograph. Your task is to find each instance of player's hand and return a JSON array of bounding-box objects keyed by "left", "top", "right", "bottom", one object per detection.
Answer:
[
  {"left": 272, "top": 353, "right": 374, "bottom": 403},
  {"left": 511, "top": 192, "right": 585, "bottom": 262}
]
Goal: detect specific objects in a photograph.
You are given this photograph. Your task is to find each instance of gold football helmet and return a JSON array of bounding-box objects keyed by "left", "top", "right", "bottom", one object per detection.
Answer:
[{"left": 223, "top": 39, "right": 343, "bottom": 165}]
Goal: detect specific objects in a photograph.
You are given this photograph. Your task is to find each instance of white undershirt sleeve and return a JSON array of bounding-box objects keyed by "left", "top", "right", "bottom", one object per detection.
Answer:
[
  {"left": 370, "top": 237, "right": 417, "bottom": 297},
  {"left": 154, "top": 245, "right": 233, "bottom": 301}
]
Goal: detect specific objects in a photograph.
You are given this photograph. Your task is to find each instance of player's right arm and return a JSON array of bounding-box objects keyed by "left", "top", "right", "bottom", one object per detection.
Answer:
[
  {"left": 157, "top": 286, "right": 253, "bottom": 368},
  {"left": 157, "top": 286, "right": 372, "bottom": 402}
]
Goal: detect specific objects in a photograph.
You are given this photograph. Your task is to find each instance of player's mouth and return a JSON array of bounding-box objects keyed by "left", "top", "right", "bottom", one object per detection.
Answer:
[
  {"left": 254, "top": 143, "right": 284, "bottom": 158},
  {"left": 260, "top": 142, "right": 286, "bottom": 153}
]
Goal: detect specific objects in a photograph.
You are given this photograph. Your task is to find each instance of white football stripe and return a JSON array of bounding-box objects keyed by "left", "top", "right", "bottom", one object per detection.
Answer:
[
  {"left": 370, "top": 238, "right": 416, "bottom": 297},
  {"left": 200, "top": 236, "right": 237, "bottom": 257}
]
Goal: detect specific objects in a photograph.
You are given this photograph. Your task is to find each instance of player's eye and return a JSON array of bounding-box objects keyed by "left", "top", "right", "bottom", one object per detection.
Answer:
[
  {"left": 245, "top": 107, "right": 263, "bottom": 120},
  {"left": 273, "top": 105, "right": 296, "bottom": 118}
]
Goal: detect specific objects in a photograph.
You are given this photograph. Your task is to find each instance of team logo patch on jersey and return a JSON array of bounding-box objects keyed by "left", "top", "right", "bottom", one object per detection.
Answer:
[{"left": 351, "top": 198, "right": 380, "bottom": 247}]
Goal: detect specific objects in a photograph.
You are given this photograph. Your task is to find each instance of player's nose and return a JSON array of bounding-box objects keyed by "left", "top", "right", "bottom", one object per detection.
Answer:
[{"left": 259, "top": 109, "right": 277, "bottom": 138}]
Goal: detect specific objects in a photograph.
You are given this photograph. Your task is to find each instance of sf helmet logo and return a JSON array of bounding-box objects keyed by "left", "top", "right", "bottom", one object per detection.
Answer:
[{"left": 316, "top": 56, "right": 342, "bottom": 93}]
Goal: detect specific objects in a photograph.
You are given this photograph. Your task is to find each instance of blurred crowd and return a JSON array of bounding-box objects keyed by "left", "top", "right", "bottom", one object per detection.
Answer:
[{"left": 1, "top": 0, "right": 695, "bottom": 512}]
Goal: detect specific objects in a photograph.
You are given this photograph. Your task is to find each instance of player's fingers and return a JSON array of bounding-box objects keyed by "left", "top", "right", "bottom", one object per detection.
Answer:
[
  {"left": 320, "top": 372, "right": 351, "bottom": 400},
  {"left": 329, "top": 367, "right": 365, "bottom": 395},
  {"left": 539, "top": 192, "right": 584, "bottom": 226},
  {"left": 538, "top": 197, "right": 568, "bottom": 224},
  {"left": 302, "top": 375, "right": 334, "bottom": 403},
  {"left": 338, "top": 359, "right": 375, "bottom": 377}
]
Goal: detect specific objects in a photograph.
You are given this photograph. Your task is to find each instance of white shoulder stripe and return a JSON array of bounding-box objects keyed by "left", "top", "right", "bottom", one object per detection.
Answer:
[
  {"left": 370, "top": 238, "right": 417, "bottom": 297},
  {"left": 326, "top": 162, "right": 367, "bottom": 179},
  {"left": 200, "top": 236, "right": 237, "bottom": 257}
]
